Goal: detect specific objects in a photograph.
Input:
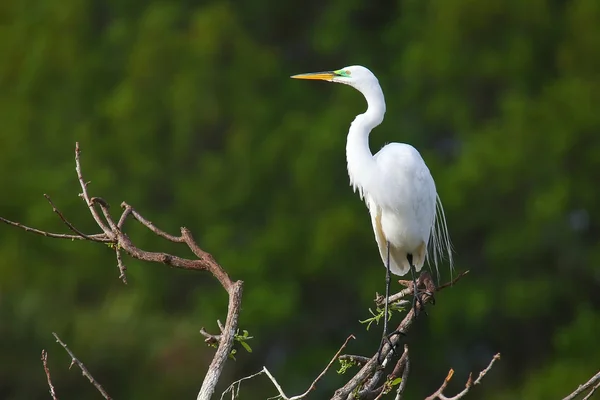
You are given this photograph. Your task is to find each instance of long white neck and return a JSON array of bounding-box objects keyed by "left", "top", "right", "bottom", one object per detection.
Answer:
[{"left": 346, "top": 82, "right": 386, "bottom": 199}]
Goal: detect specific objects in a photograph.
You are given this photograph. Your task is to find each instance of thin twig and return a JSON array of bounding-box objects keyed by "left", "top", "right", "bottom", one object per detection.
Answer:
[
  {"left": 117, "top": 203, "right": 132, "bottom": 229},
  {"left": 121, "top": 202, "right": 185, "bottom": 243},
  {"left": 43, "top": 194, "right": 108, "bottom": 242},
  {"left": 41, "top": 350, "right": 58, "bottom": 400},
  {"left": 436, "top": 270, "right": 470, "bottom": 291},
  {"left": 303, "top": 335, "right": 355, "bottom": 396},
  {"left": 93, "top": 197, "right": 119, "bottom": 232},
  {"left": 224, "top": 335, "right": 355, "bottom": 400},
  {"left": 425, "top": 353, "right": 501, "bottom": 400},
  {"left": 52, "top": 333, "right": 112, "bottom": 400},
  {"left": 425, "top": 369, "right": 455, "bottom": 400},
  {"left": 75, "top": 143, "right": 112, "bottom": 236},
  {"left": 267, "top": 335, "right": 356, "bottom": 400},
  {"left": 220, "top": 369, "right": 267, "bottom": 400},
  {"left": 563, "top": 371, "right": 600, "bottom": 400},
  {"left": 0, "top": 216, "right": 109, "bottom": 241}
]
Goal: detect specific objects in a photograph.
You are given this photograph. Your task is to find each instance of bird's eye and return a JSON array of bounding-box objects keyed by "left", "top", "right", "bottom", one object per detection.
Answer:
[{"left": 345, "top": 70, "right": 351, "bottom": 76}]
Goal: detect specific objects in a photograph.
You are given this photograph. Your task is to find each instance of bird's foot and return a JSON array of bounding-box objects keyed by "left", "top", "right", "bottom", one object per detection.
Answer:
[
  {"left": 411, "top": 271, "right": 437, "bottom": 318},
  {"left": 411, "top": 288, "right": 435, "bottom": 317},
  {"left": 376, "top": 330, "right": 405, "bottom": 365}
]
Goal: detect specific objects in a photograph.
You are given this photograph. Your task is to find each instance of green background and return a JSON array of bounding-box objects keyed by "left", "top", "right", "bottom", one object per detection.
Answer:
[{"left": 1, "top": 0, "right": 599, "bottom": 398}]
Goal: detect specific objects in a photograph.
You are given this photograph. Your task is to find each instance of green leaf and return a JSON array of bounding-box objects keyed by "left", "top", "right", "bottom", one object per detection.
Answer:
[
  {"left": 391, "top": 377, "right": 402, "bottom": 386},
  {"left": 240, "top": 341, "right": 253, "bottom": 353}
]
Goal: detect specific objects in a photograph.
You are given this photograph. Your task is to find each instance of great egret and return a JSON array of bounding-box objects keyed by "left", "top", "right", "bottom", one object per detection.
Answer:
[{"left": 291, "top": 65, "right": 453, "bottom": 351}]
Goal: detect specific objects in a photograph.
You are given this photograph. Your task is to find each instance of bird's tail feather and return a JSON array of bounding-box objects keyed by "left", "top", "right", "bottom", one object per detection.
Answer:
[{"left": 427, "top": 194, "right": 454, "bottom": 283}]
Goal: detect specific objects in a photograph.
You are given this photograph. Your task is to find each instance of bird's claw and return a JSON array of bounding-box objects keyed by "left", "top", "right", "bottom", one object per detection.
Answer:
[
  {"left": 377, "top": 330, "right": 406, "bottom": 364},
  {"left": 412, "top": 289, "right": 429, "bottom": 317}
]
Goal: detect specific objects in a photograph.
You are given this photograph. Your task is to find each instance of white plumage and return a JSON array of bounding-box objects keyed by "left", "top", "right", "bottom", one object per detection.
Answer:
[{"left": 292, "top": 65, "right": 453, "bottom": 279}]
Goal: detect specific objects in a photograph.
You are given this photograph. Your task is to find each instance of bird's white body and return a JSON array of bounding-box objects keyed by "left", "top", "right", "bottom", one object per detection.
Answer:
[
  {"left": 364, "top": 144, "right": 437, "bottom": 275},
  {"left": 292, "top": 65, "right": 452, "bottom": 277}
]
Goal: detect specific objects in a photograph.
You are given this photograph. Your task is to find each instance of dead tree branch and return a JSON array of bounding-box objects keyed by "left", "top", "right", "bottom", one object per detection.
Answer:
[
  {"left": 394, "top": 348, "right": 410, "bottom": 400},
  {"left": 222, "top": 335, "right": 355, "bottom": 400},
  {"left": 1, "top": 143, "right": 243, "bottom": 400},
  {"left": 425, "top": 353, "right": 501, "bottom": 400},
  {"left": 41, "top": 350, "right": 58, "bottom": 400},
  {"left": 563, "top": 371, "right": 600, "bottom": 400},
  {"left": 52, "top": 333, "right": 112, "bottom": 399},
  {"left": 332, "top": 271, "right": 462, "bottom": 400},
  {"left": 223, "top": 270, "right": 482, "bottom": 400},
  {"left": 582, "top": 384, "right": 599, "bottom": 400}
]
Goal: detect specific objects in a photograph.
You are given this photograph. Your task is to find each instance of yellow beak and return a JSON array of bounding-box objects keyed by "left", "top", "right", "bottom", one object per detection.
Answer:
[{"left": 290, "top": 71, "right": 336, "bottom": 81}]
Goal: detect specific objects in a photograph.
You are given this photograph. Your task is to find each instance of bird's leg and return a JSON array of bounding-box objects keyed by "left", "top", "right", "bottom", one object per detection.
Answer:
[
  {"left": 377, "top": 241, "right": 395, "bottom": 364},
  {"left": 408, "top": 254, "right": 426, "bottom": 317}
]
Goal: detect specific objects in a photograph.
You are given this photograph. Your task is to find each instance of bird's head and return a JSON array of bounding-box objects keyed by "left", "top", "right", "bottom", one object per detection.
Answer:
[{"left": 291, "top": 65, "right": 379, "bottom": 91}]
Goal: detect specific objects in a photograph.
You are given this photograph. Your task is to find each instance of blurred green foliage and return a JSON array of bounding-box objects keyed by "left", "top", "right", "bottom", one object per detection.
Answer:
[{"left": 1, "top": 0, "right": 599, "bottom": 398}]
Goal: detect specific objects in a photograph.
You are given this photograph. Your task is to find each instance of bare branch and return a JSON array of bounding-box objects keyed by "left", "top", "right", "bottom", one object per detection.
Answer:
[
  {"left": 436, "top": 270, "right": 470, "bottom": 291},
  {"left": 268, "top": 335, "right": 355, "bottom": 400},
  {"left": 333, "top": 270, "right": 475, "bottom": 400},
  {"left": 43, "top": 194, "right": 107, "bottom": 242},
  {"left": 372, "top": 346, "right": 409, "bottom": 400},
  {"left": 1, "top": 143, "right": 245, "bottom": 400},
  {"left": 117, "top": 203, "right": 132, "bottom": 229},
  {"left": 376, "top": 270, "right": 469, "bottom": 308},
  {"left": 425, "top": 353, "right": 501, "bottom": 400},
  {"left": 200, "top": 327, "right": 221, "bottom": 346},
  {"left": 338, "top": 355, "right": 370, "bottom": 366},
  {"left": 52, "top": 333, "right": 112, "bottom": 400},
  {"left": 220, "top": 369, "right": 267, "bottom": 400},
  {"left": 0, "top": 216, "right": 109, "bottom": 241},
  {"left": 425, "top": 369, "right": 455, "bottom": 400},
  {"left": 197, "top": 281, "right": 243, "bottom": 400},
  {"left": 582, "top": 382, "right": 600, "bottom": 400},
  {"left": 303, "top": 335, "right": 355, "bottom": 397},
  {"left": 41, "top": 350, "right": 58, "bottom": 400},
  {"left": 395, "top": 349, "right": 410, "bottom": 400},
  {"left": 115, "top": 246, "right": 127, "bottom": 284},
  {"left": 563, "top": 371, "right": 600, "bottom": 400},
  {"left": 223, "top": 335, "right": 354, "bottom": 400},
  {"left": 92, "top": 197, "right": 119, "bottom": 233},
  {"left": 332, "top": 274, "right": 433, "bottom": 400},
  {"left": 75, "top": 143, "right": 112, "bottom": 236},
  {"left": 181, "top": 228, "right": 234, "bottom": 292},
  {"left": 121, "top": 202, "right": 185, "bottom": 243}
]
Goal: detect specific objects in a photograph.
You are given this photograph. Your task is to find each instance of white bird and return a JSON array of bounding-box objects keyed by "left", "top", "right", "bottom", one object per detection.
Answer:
[{"left": 291, "top": 65, "right": 453, "bottom": 336}]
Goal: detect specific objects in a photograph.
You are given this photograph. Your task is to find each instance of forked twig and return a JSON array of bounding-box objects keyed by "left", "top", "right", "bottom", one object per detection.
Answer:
[
  {"left": 425, "top": 353, "right": 501, "bottom": 400},
  {"left": 43, "top": 194, "right": 107, "bottom": 242},
  {"left": 222, "top": 335, "right": 355, "bottom": 400},
  {"left": 0, "top": 216, "right": 108, "bottom": 241},
  {"left": 1, "top": 143, "right": 244, "bottom": 400},
  {"left": 582, "top": 383, "right": 599, "bottom": 400},
  {"left": 52, "top": 333, "right": 112, "bottom": 400},
  {"left": 265, "top": 334, "right": 355, "bottom": 400},
  {"left": 563, "top": 371, "right": 600, "bottom": 400}
]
